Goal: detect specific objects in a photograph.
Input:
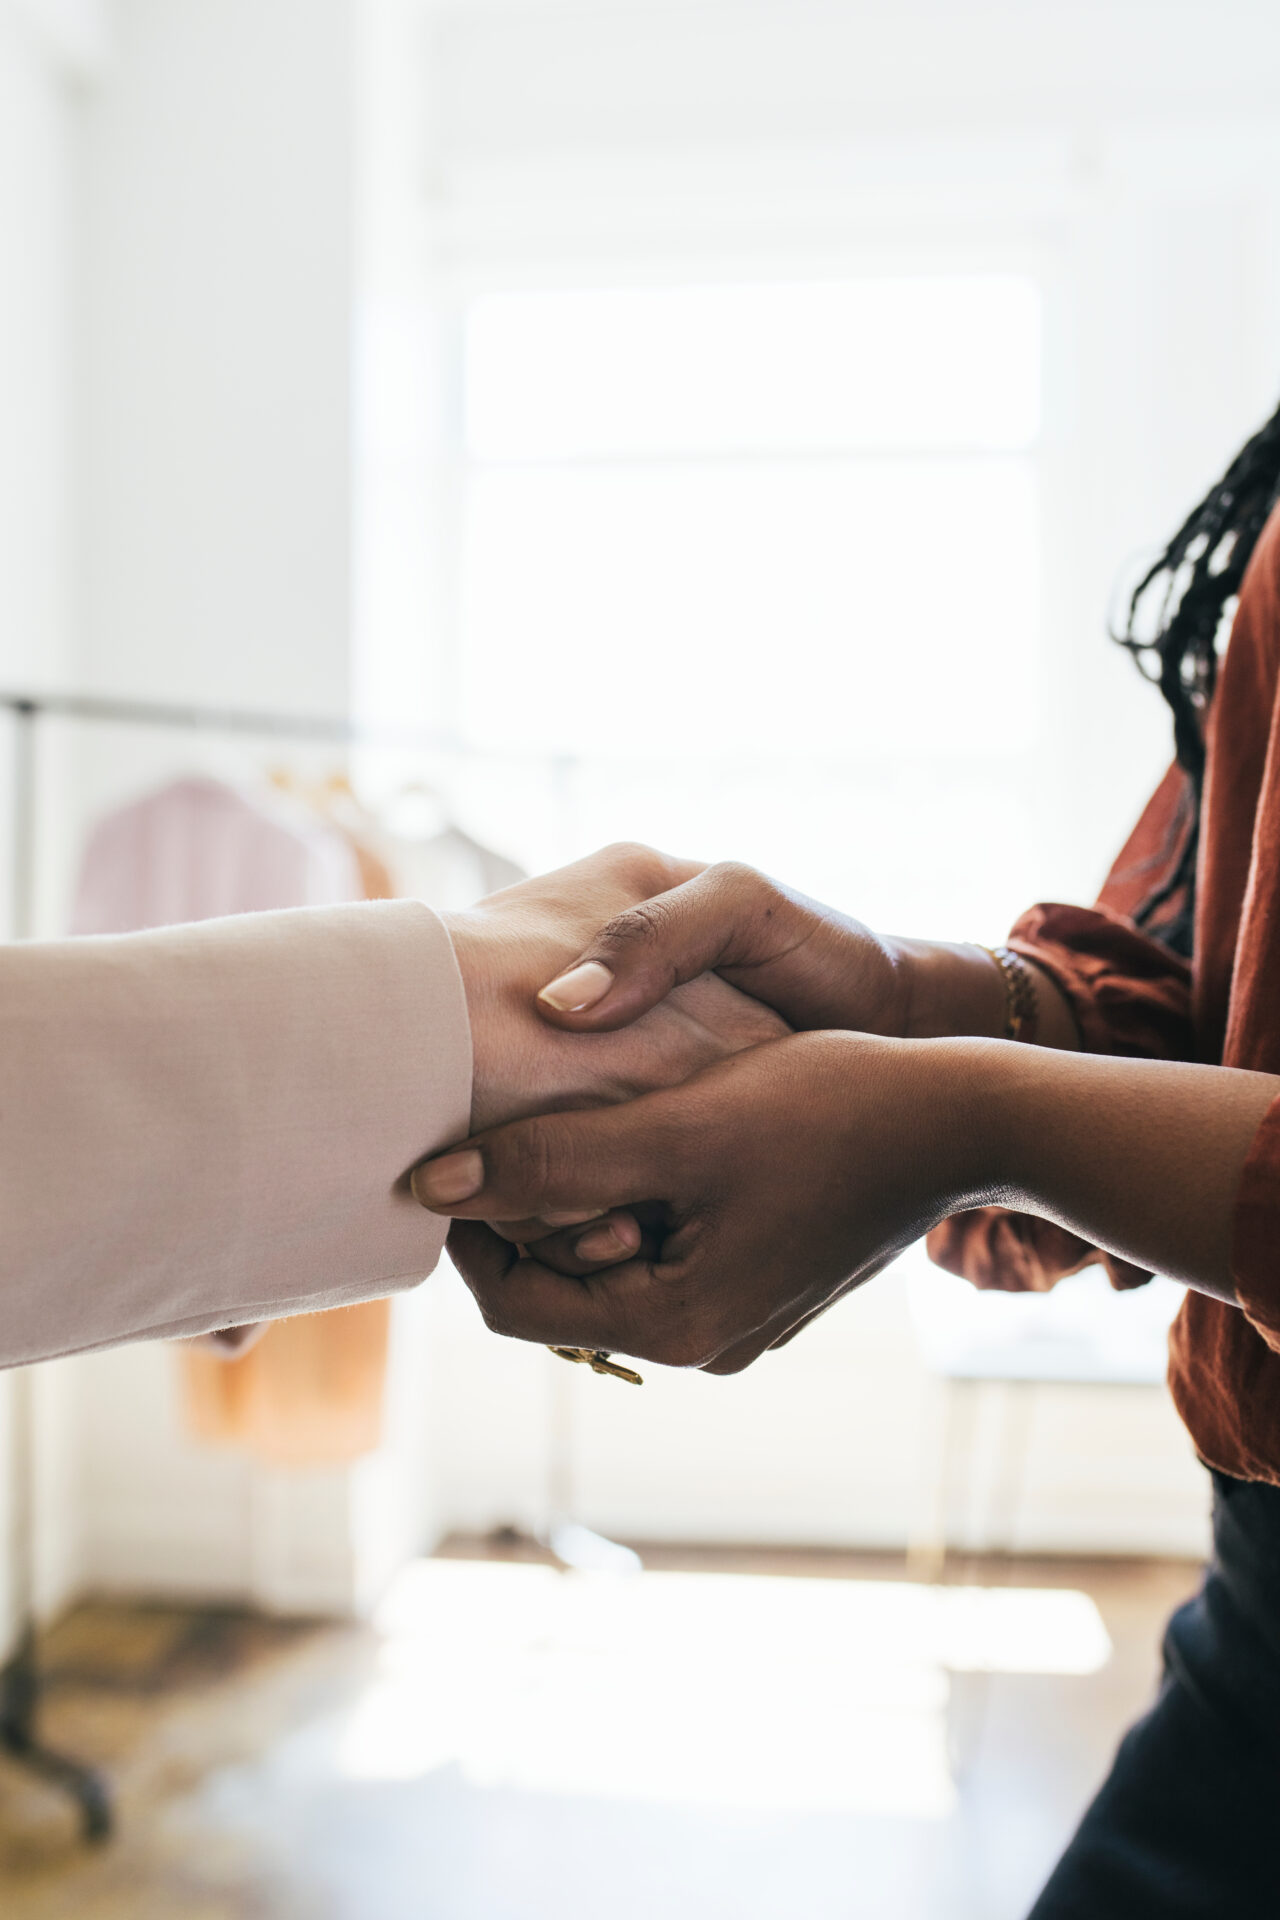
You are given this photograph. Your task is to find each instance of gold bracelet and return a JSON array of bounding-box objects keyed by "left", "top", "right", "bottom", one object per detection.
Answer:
[{"left": 980, "top": 944, "right": 1039, "bottom": 1043}]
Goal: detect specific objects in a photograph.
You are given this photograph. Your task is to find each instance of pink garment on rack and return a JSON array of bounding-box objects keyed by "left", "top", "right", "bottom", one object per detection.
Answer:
[{"left": 71, "top": 776, "right": 360, "bottom": 934}]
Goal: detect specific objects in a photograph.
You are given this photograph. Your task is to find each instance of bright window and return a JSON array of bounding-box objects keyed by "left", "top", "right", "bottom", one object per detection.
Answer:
[{"left": 456, "top": 273, "right": 1044, "bottom": 939}]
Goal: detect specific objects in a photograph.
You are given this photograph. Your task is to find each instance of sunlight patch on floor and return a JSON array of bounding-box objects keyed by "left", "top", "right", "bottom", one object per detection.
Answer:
[{"left": 335, "top": 1560, "right": 1110, "bottom": 1817}]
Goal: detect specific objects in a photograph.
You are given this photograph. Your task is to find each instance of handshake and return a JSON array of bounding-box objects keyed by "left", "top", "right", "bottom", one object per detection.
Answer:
[{"left": 415, "top": 844, "right": 1035, "bottom": 1375}]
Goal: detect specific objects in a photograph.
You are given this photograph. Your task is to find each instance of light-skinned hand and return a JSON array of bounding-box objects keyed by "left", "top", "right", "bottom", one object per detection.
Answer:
[{"left": 441, "top": 845, "right": 788, "bottom": 1135}]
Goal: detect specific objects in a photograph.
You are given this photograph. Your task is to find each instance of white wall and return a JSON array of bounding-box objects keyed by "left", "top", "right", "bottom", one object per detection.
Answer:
[
  {"left": 0, "top": 5, "right": 78, "bottom": 693},
  {"left": 78, "top": 0, "right": 353, "bottom": 720}
]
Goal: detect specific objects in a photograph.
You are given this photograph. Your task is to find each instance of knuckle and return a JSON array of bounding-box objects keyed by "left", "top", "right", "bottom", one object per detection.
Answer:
[
  {"left": 597, "top": 840, "right": 671, "bottom": 896},
  {"left": 708, "top": 860, "right": 773, "bottom": 909},
  {"left": 708, "top": 859, "right": 760, "bottom": 888}
]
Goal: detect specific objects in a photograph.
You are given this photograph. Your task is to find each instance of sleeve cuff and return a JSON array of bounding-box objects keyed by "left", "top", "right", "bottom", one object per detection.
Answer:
[{"left": 1008, "top": 902, "right": 1193, "bottom": 1059}]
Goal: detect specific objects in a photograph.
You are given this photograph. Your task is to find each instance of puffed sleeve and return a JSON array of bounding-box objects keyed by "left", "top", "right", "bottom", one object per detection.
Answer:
[{"left": 1006, "top": 901, "right": 1192, "bottom": 1060}]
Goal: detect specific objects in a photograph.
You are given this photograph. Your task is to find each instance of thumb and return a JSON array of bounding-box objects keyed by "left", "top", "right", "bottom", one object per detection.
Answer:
[
  {"left": 534, "top": 863, "right": 782, "bottom": 1033},
  {"left": 410, "top": 1093, "right": 681, "bottom": 1222}
]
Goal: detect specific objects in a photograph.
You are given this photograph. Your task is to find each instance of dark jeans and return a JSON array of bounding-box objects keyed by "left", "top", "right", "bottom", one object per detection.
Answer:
[{"left": 1028, "top": 1471, "right": 1280, "bottom": 1918}]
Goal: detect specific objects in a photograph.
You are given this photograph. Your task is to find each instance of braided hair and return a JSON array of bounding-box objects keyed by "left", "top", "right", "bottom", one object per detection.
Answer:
[{"left": 1115, "top": 400, "right": 1280, "bottom": 955}]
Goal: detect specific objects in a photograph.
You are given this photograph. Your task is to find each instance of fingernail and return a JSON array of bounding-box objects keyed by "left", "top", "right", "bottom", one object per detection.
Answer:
[
  {"left": 412, "top": 1149, "right": 484, "bottom": 1208},
  {"left": 576, "top": 1220, "right": 639, "bottom": 1262},
  {"left": 542, "top": 1208, "right": 606, "bottom": 1228},
  {"left": 537, "top": 960, "right": 614, "bottom": 1012}
]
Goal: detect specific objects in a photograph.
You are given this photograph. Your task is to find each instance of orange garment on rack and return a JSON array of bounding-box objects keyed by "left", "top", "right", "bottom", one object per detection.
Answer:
[{"left": 181, "top": 1298, "right": 393, "bottom": 1467}]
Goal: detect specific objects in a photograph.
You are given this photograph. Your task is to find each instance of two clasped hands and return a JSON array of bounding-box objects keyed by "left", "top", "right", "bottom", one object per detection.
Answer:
[{"left": 412, "top": 844, "right": 1270, "bottom": 1373}]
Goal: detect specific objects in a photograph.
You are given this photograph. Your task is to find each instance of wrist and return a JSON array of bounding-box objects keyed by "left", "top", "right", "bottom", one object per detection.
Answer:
[
  {"left": 820, "top": 1032, "right": 1020, "bottom": 1222},
  {"left": 907, "top": 1036, "right": 1027, "bottom": 1208},
  {"left": 893, "top": 938, "right": 1080, "bottom": 1051},
  {"left": 936, "top": 1034, "right": 1086, "bottom": 1215},
  {"left": 438, "top": 909, "right": 484, "bottom": 999},
  {"left": 893, "top": 939, "right": 1009, "bottom": 1041},
  {"left": 437, "top": 910, "right": 507, "bottom": 1132}
]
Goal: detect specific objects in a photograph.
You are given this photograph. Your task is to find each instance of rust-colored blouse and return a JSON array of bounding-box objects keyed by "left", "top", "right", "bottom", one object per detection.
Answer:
[{"left": 928, "top": 502, "right": 1280, "bottom": 1487}]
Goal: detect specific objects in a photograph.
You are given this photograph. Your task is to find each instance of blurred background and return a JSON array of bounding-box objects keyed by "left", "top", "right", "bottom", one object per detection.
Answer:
[{"left": 3, "top": 1, "right": 1280, "bottom": 1915}]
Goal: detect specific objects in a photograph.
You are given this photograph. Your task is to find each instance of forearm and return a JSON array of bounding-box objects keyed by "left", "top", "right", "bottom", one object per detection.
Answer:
[{"left": 950, "top": 1041, "right": 1280, "bottom": 1303}]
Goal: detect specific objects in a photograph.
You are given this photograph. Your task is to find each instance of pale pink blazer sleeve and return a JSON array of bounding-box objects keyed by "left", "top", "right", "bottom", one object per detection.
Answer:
[{"left": 0, "top": 900, "right": 471, "bottom": 1367}]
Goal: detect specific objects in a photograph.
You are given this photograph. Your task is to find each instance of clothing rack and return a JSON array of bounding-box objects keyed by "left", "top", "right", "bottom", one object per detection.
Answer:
[{"left": 1, "top": 687, "right": 453, "bottom": 1843}]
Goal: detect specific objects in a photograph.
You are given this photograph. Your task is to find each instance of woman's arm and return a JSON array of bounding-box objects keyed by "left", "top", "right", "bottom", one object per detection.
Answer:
[
  {"left": 414, "top": 1034, "right": 1280, "bottom": 1371},
  {"left": 954, "top": 1043, "right": 1275, "bottom": 1305},
  {"left": 532, "top": 858, "right": 1084, "bottom": 1045}
]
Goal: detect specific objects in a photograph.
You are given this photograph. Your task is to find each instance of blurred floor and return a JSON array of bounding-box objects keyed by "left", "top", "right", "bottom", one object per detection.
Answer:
[{"left": 0, "top": 1539, "right": 1198, "bottom": 1920}]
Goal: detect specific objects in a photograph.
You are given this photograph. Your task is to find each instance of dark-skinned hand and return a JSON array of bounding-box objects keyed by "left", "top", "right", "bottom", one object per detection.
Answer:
[
  {"left": 411, "top": 1031, "right": 986, "bottom": 1374},
  {"left": 529, "top": 858, "right": 1053, "bottom": 1045}
]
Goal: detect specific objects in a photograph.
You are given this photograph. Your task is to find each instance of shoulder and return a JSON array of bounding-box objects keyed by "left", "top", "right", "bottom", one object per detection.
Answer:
[{"left": 1235, "top": 499, "right": 1280, "bottom": 660}]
